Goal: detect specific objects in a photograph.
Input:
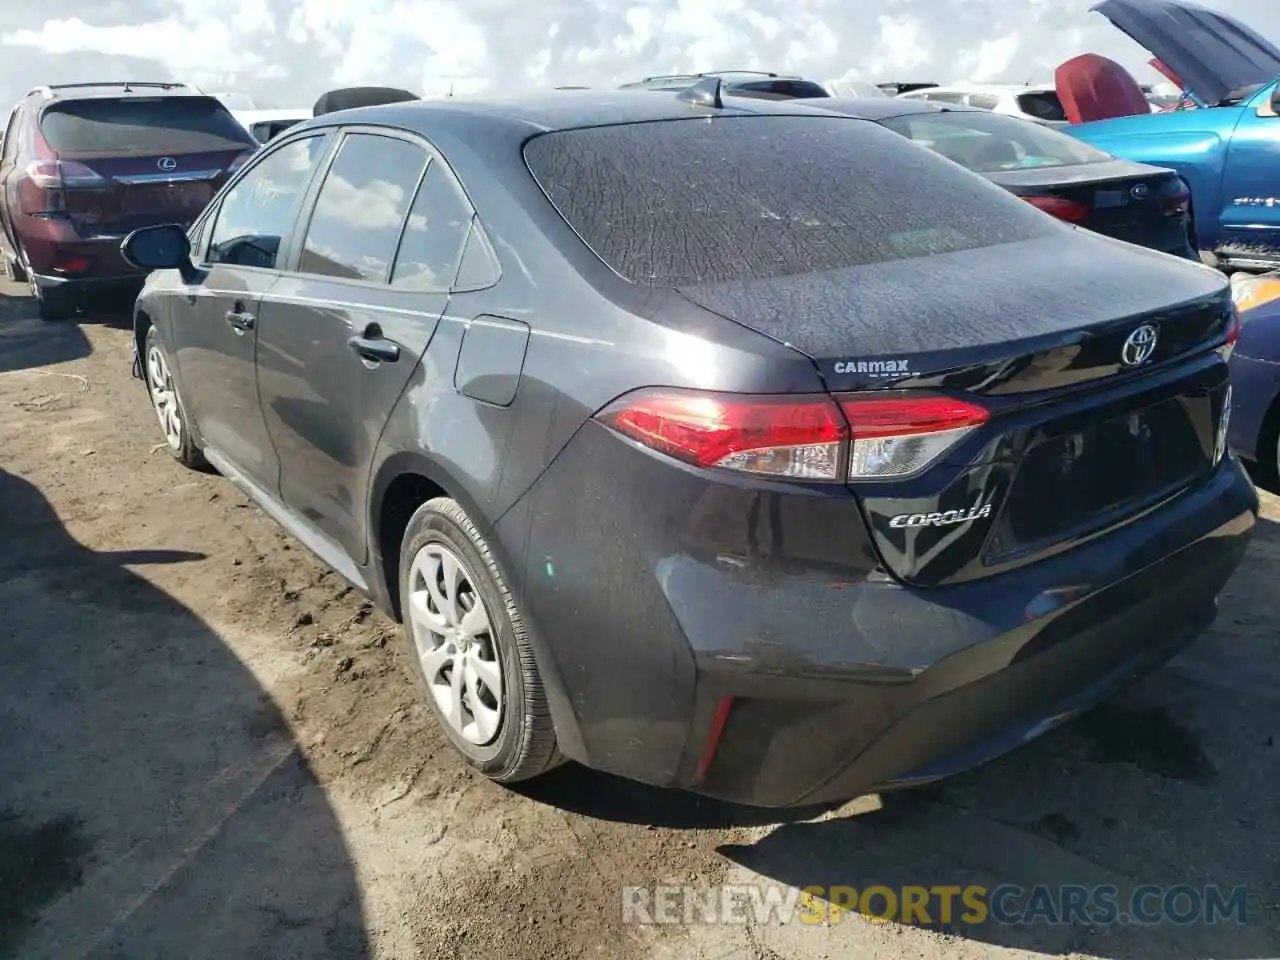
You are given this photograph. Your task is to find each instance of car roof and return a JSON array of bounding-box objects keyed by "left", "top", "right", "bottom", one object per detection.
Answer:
[{"left": 290, "top": 89, "right": 873, "bottom": 140}]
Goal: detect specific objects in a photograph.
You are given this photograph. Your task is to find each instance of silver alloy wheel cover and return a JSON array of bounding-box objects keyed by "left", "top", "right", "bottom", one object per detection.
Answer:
[
  {"left": 407, "top": 542, "right": 504, "bottom": 745},
  {"left": 146, "top": 345, "right": 183, "bottom": 451}
]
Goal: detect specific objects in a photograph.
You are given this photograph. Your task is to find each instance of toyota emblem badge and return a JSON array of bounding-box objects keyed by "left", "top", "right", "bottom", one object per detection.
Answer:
[
  {"left": 1121, "top": 323, "right": 1159, "bottom": 367},
  {"left": 1130, "top": 183, "right": 1149, "bottom": 200},
  {"left": 157, "top": 156, "right": 178, "bottom": 171}
]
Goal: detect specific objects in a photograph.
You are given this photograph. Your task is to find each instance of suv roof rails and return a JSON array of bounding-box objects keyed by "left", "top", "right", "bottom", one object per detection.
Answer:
[
  {"left": 27, "top": 81, "right": 190, "bottom": 98},
  {"left": 623, "top": 69, "right": 785, "bottom": 86}
]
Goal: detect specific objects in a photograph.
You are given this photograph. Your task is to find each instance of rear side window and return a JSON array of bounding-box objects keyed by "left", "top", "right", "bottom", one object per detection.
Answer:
[
  {"left": 390, "top": 162, "right": 475, "bottom": 291},
  {"left": 731, "top": 80, "right": 831, "bottom": 100},
  {"left": 298, "top": 133, "right": 427, "bottom": 283},
  {"left": 1016, "top": 92, "right": 1067, "bottom": 122},
  {"left": 879, "top": 110, "right": 1112, "bottom": 172},
  {"left": 965, "top": 93, "right": 1001, "bottom": 110},
  {"left": 523, "top": 115, "right": 1054, "bottom": 286},
  {"left": 39, "top": 96, "right": 255, "bottom": 157}
]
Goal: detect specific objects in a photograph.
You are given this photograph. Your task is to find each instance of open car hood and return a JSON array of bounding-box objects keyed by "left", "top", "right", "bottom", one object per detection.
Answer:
[{"left": 1092, "top": 0, "right": 1280, "bottom": 106}]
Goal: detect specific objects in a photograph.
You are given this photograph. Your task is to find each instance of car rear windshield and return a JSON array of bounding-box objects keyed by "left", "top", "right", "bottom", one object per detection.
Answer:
[
  {"left": 1015, "top": 91, "right": 1067, "bottom": 123},
  {"left": 522, "top": 115, "right": 1055, "bottom": 286},
  {"left": 878, "top": 109, "right": 1113, "bottom": 172},
  {"left": 39, "top": 96, "right": 255, "bottom": 156}
]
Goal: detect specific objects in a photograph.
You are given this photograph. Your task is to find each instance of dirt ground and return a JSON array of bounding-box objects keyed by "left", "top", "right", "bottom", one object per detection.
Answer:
[{"left": 0, "top": 275, "right": 1277, "bottom": 960}]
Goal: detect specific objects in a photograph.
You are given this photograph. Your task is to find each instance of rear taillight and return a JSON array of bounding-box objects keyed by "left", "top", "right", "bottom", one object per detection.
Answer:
[
  {"left": 595, "top": 388, "right": 989, "bottom": 482},
  {"left": 1214, "top": 385, "right": 1232, "bottom": 466},
  {"left": 23, "top": 159, "right": 106, "bottom": 189},
  {"left": 838, "top": 393, "right": 990, "bottom": 479},
  {"left": 1023, "top": 195, "right": 1089, "bottom": 223},
  {"left": 596, "top": 389, "right": 848, "bottom": 480},
  {"left": 1161, "top": 180, "right": 1191, "bottom": 217}
]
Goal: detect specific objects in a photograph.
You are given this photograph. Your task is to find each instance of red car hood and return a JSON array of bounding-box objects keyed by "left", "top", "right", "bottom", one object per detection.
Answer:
[{"left": 1055, "top": 52, "right": 1152, "bottom": 122}]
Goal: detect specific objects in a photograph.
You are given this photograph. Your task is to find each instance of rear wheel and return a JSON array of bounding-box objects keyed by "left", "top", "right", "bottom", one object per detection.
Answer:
[
  {"left": 399, "top": 497, "right": 561, "bottom": 782},
  {"left": 4, "top": 249, "right": 26, "bottom": 283},
  {"left": 16, "top": 246, "right": 77, "bottom": 320},
  {"left": 32, "top": 284, "right": 77, "bottom": 321}
]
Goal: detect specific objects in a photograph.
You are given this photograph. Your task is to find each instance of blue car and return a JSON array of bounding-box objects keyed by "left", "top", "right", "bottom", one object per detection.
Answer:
[{"left": 1065, "top": 0, "right": 1280, "bottom": 272}]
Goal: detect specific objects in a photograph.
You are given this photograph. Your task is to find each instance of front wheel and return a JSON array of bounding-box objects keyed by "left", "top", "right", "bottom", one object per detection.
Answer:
[
  {"left": 399, "top": 497, "right": 561, "bottom": 782},
  {"left": 143, "top": 325, "right": 207, "bottom": 469}
]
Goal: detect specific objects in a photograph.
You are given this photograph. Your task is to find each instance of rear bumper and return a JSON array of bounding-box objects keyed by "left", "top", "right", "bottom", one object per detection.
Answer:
[
  {"left": 14, "top": 218, "right": 148, "bottom": 285},
  {"left": 500, "top": 421, "right": 1258, "bottom": 807}
]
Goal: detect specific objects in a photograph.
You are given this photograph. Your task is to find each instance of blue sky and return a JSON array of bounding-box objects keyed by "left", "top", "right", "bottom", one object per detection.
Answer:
[{"left": 2, "top": 0, "right": 1278, "bottom": 110}]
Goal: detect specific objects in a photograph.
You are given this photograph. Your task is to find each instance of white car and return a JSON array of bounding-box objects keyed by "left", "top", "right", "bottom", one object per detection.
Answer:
[{"left": 896, "top": 83, "right": 1068, "bottom": 126}]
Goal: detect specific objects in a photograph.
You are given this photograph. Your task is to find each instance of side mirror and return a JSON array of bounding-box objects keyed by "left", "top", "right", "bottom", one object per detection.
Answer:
[{"left": 121, "top": 223, "right": 192, "bottom": 273}]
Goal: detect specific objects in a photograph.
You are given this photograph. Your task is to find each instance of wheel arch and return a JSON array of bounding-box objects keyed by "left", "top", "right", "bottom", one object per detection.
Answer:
[{"left": 368, "top": 449, "right": 588, "bottom": 762}]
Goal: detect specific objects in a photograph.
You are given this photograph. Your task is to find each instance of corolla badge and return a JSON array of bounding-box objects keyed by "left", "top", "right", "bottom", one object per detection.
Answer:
[
  {"left": 157, "top": 156, "right": 178, "bottom": 171},
  {"left": 888, "top": 503, "right": 992, "bottom": 529},
  {"left": 1120, "top": 323, "right": 1159, "bottom": 367},
  {"left": 1130, "top": 183, "right": 1149, "bottom": 200}
]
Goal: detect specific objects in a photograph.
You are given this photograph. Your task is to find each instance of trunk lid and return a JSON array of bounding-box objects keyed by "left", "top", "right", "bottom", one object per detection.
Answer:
[
  {"left": 1090, "top": 0, "right": 1280, "bottom": 106},
  {"left": 37, "top": 95, "right": 254, "bottom": 235},
  {"left": 986, "top": 160, "right": 1191, "bottom": 254},
  {"left": 676, "top": 231, "right": 1235, "bottom": 587}
]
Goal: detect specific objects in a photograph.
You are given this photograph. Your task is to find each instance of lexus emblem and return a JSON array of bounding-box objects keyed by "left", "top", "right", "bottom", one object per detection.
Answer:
[
  {"left": 1121, "top": 323, "right": 1159, "bottom": 367},
  {"left": 1130, "top": 183, "right": 1149, "bottom": 200},
  {"left": 157, "top": 156, "right": 178, "bottom": 171}
]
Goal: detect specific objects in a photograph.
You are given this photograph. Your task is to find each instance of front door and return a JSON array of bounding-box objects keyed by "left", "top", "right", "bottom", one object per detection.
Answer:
[
  {"left": 1219, "top": 83, "right": 1280, "bottom": 263},
  {"left": 172, "top": 132, "right": 332, "bottom": 491},
  {"left": 256, "top": 130, "right": 475, "bottom": 564}
]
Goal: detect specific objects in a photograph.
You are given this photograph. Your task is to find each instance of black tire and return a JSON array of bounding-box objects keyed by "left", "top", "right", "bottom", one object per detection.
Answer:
[
  {"left": 398, "top": 497, "right": 561, "bottom": 782},
  {"left": 143, "top": 324, "right": 208, "bottom": 470},
  {"left": 4, "top": 250, "right": 26, "bottom": 283},
  {"left": 34, "top": 284, "right": 77, "bottom": 321}
]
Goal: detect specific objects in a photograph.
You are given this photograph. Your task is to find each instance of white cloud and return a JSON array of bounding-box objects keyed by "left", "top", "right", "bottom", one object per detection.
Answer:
[{"left": 0, "top": 0, "right": 1278, "bottom": 110}]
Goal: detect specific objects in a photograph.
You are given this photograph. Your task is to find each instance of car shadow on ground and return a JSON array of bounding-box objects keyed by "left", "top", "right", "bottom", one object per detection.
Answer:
[
  {"left": 0, "top": 288, "right": 92, "bottom": 373},
  {"left": 709, "top": 512, "right": 1280, "bottom": 959},
  {"left": 0, "top": 467, "right": 370, "bottom": 960}
]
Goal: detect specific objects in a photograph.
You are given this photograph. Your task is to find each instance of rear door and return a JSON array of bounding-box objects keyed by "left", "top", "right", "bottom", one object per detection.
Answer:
[
  {"left": 35, "top": 94, "right": 256, "bottom": 237},
  {"left": 256, "top": 127, "right": 473, "bottom": 565},
  {"left": 174, "top": 132, "right": 333, "bottom": 490}
]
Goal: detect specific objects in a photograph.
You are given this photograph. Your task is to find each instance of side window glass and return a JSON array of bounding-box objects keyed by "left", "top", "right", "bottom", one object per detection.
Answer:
[
  {"left": 390, "top": 160, "right": 474, "bottom": 291},
  {"left": 207, "top": 135, "right": 327, "bottom": 270},
  {"left": 298, "top": 133, "right": 427, "bottom": 282},
  {"left": 453, "top": 219, "right": 501, "bottom": 290}
]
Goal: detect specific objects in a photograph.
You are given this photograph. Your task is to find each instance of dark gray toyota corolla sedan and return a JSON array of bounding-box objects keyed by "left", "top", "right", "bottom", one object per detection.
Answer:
[{"left": 121, "top": 88, "right": 1257, "bottom": 808}]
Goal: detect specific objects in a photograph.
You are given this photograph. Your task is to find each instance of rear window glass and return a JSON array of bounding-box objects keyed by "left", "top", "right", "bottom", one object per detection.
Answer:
[
  {"left": 1016, "top": 92, "right": 1067, "bottom": 123},
  {"left": 522, "top": 115, "right": 1054, "bottom": 286},
  {"left": 879, "top": 110, "right": 1113, "bottom": 172},
  {"left": 39, "top": 97, "right": 255, "bottom": 156}
]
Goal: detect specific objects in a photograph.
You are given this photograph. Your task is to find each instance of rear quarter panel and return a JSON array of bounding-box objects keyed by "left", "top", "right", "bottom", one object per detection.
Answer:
[{"left": 1067, "top": 108, "right": 1247, "bottom": 249}]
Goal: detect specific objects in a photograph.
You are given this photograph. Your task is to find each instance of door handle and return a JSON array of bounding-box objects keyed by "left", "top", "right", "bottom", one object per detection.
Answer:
[
  {"left": 348, "top": 334, "right": 400, "bottom": 364},
  {"left": 225, "top": 309, "right": 255, "bottom": 332}
]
